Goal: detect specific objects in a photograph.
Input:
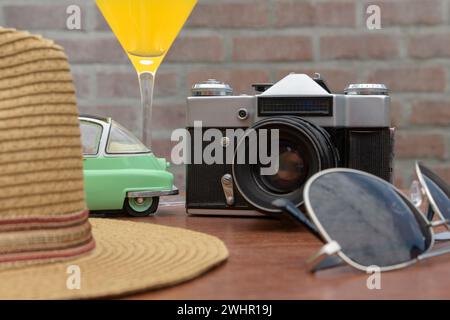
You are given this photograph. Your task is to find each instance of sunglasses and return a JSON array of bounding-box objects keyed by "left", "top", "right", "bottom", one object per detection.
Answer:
[
  {"left": 411, "top": 162, "right": 450, "bottom": 240},
  {"left": 273, "top": 162, "right": 450, "bottom": 273}
]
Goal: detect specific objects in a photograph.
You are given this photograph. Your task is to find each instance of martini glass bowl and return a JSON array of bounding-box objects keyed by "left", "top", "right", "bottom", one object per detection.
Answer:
[{"left": 96, "top": 0, "right": 197, "bottom": 146}]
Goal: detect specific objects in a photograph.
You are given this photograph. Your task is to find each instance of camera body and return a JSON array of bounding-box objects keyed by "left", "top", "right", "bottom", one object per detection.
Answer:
[{"left": 186, "top": 73, "right": 394, "bottom": 215}]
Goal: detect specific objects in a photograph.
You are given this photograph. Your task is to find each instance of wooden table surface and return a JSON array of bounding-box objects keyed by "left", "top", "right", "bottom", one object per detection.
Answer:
[{"left": 111, "top": 200, "right": 450, "bottom": 300}]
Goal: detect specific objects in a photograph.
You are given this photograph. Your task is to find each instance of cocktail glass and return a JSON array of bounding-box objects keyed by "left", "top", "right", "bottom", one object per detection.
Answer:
[{"left": 96, "top": 0, "right": 197, "bottom": 146}]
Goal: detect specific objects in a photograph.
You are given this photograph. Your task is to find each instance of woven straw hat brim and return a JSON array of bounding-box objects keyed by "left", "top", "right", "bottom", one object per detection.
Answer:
[{"left": 0, "top": 218, "right": 228, "bottom": 299}]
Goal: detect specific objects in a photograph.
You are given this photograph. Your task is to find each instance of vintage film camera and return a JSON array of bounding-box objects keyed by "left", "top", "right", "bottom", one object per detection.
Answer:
[{"left": 186, "top": 73, "right": 394, "bottom": 216}]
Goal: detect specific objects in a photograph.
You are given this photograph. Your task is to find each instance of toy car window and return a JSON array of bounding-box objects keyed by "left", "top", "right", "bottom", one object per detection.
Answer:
[
  {"left": 80, "top": 121, "right": 102, "bottom": 155},
  {"left": 106, "top": 121, "right": 150, "bottom": 154}
]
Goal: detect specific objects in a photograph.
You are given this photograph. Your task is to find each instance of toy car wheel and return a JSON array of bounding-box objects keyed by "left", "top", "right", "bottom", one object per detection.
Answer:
[{"left": 124, "top": 197, "right": 159, "bottom": 217}]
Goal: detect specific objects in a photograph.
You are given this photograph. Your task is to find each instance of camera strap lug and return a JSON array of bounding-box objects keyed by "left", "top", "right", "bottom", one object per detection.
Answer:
[{"left": 221, "top": 174, "right": 235, "bottom": 206}]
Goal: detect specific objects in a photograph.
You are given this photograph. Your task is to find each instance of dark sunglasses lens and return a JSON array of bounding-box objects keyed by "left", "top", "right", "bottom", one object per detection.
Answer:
[
  {"left": 306, "top": 171, "right": 432, "bottom": 268},
  {"left": 418, "top": 163, "right": 450, "bottom": 220}
]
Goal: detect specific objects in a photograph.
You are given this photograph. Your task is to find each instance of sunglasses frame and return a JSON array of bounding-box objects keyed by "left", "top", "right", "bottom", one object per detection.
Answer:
[
  {"left": 415, "top": 161, "right": 450, "bottom": 228},
  {"left": 303, "top": 167, "right": 450, "bottom": 273}
]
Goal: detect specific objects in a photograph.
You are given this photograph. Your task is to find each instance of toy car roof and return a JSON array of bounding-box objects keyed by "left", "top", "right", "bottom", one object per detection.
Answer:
[{"left": 79, "top": 114, "right": 111, "bottom": 124}]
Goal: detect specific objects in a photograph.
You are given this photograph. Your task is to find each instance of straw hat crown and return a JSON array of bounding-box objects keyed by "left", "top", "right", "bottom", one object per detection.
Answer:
[{"left": 0, "top": 28, "right": 94, "bottom": 268}]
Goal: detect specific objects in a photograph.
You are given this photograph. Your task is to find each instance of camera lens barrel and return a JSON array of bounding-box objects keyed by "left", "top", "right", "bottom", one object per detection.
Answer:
[{"left": 232, "top": 116, "right": 339, "bottom": 213}]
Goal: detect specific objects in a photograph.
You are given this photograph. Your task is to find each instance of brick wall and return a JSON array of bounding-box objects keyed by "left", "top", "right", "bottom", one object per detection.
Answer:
[{"left": 1, "top": 0, "right": 449, "bottom": 190}]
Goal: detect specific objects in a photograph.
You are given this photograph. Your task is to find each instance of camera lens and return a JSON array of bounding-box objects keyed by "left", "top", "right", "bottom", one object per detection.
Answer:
[
  {"left": 259, "top": 143, "right": 308, "bottom": 194},
  {"left": 232, "top": 116, "right": 338, "bottom": 213}
]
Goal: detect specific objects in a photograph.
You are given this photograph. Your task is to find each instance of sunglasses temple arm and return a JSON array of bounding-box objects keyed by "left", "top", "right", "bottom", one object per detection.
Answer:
[
  {"left": 310, "top": 255, "right": 345, "bottom": 272},
  {"left": 272, "top": 199, "right": 322, "bottom": 240},
  {"left": 270, "top": 200, "right": 345, "bottom": 272},
  {"left": 419, "top": 246, "right": 450, "bottom": 261},
  {"left": 434, "top": 231, "right": 450, "bottom": 241},
  {"left": 306, "top": 241, "right": 343, "bottom": 272}
]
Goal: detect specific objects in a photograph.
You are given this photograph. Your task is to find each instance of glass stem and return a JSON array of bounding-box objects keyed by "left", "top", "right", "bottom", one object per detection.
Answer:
[{"left": 138, "top": 71, "right": 155, "bottom": 147}]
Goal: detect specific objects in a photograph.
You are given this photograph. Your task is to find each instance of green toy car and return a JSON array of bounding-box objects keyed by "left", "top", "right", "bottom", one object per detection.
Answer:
[{"left": 79, "top": 115, "right": 178, "bottom": 217}]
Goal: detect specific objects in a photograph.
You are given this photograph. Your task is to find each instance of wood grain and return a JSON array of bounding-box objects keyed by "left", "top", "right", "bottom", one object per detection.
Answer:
[{"left": 111, "top": 204, "right": 450, "bottom": 300}]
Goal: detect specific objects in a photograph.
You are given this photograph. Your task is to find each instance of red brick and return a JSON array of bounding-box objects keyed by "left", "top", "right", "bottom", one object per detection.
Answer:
[
  {"left": 275, "top": 68, "right": 358, "bottom": 93},
  {"left": 4, "top": 3, "right": 86, "bottom": 30},
  {"left": 395, "top": 133, "right": 446, "bottom": 159},
  {"left": 94, "top": 6, "right": 110, "bottom": 31},
  {"left": 408, "top": 33, "right": 450, "bottom": 59},
  {"left": 54, "top": 36, "right": 128, "bottom": 64},
  {"left": 276, "top": 1, "right": 356, "bottom": 27},
  {"left": 277, "top": 1, "right": 315, "bottom": 26},
  {"left": 320, "top": 34, "right": 399, "bottom": 60},
  {"left": 151, "top": 138, "right": 179, "bottom": 161},
  {"left": 410, "top": 100, "right": 450, "bottom": 126},
  {"left": 77, "top": 105, "right": 139, "bottom": 135},
  {"left": 233, "top": 36, "right": 312, "bottom": 62},
  {"left": 96, "top": 71, "right": 177, "bottom": 98},
  {"left": 72, "top": 71, "right": 91, "bottom": 99},
  {"left": 79, "top": 103, "right": 185, "bottom": 136},
  {"left": 390, "top": 100, "right": 404, "bottom": 128},
  {"left": 367, "top": 66, "right": 446, "bottom": 93},
  {"left": 152, "top": 103, "right": 186, "bottom": 131},
  {"left": 166, "top": 35, "right": 224, "bottom": 62},
  {"left": 187, "top": 69, "right": 270, "bottom": 95},
  {"left": 367, "top": 0, "right": 443, "bottom": 26},
  {"left": 187, "top": 1, "right": 268, "bottom": 28}
]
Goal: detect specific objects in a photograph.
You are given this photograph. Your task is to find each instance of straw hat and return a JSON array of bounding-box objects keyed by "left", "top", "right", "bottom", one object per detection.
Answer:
[{"left": 0, "top": 28, "right": 228, "bottom": 299}]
